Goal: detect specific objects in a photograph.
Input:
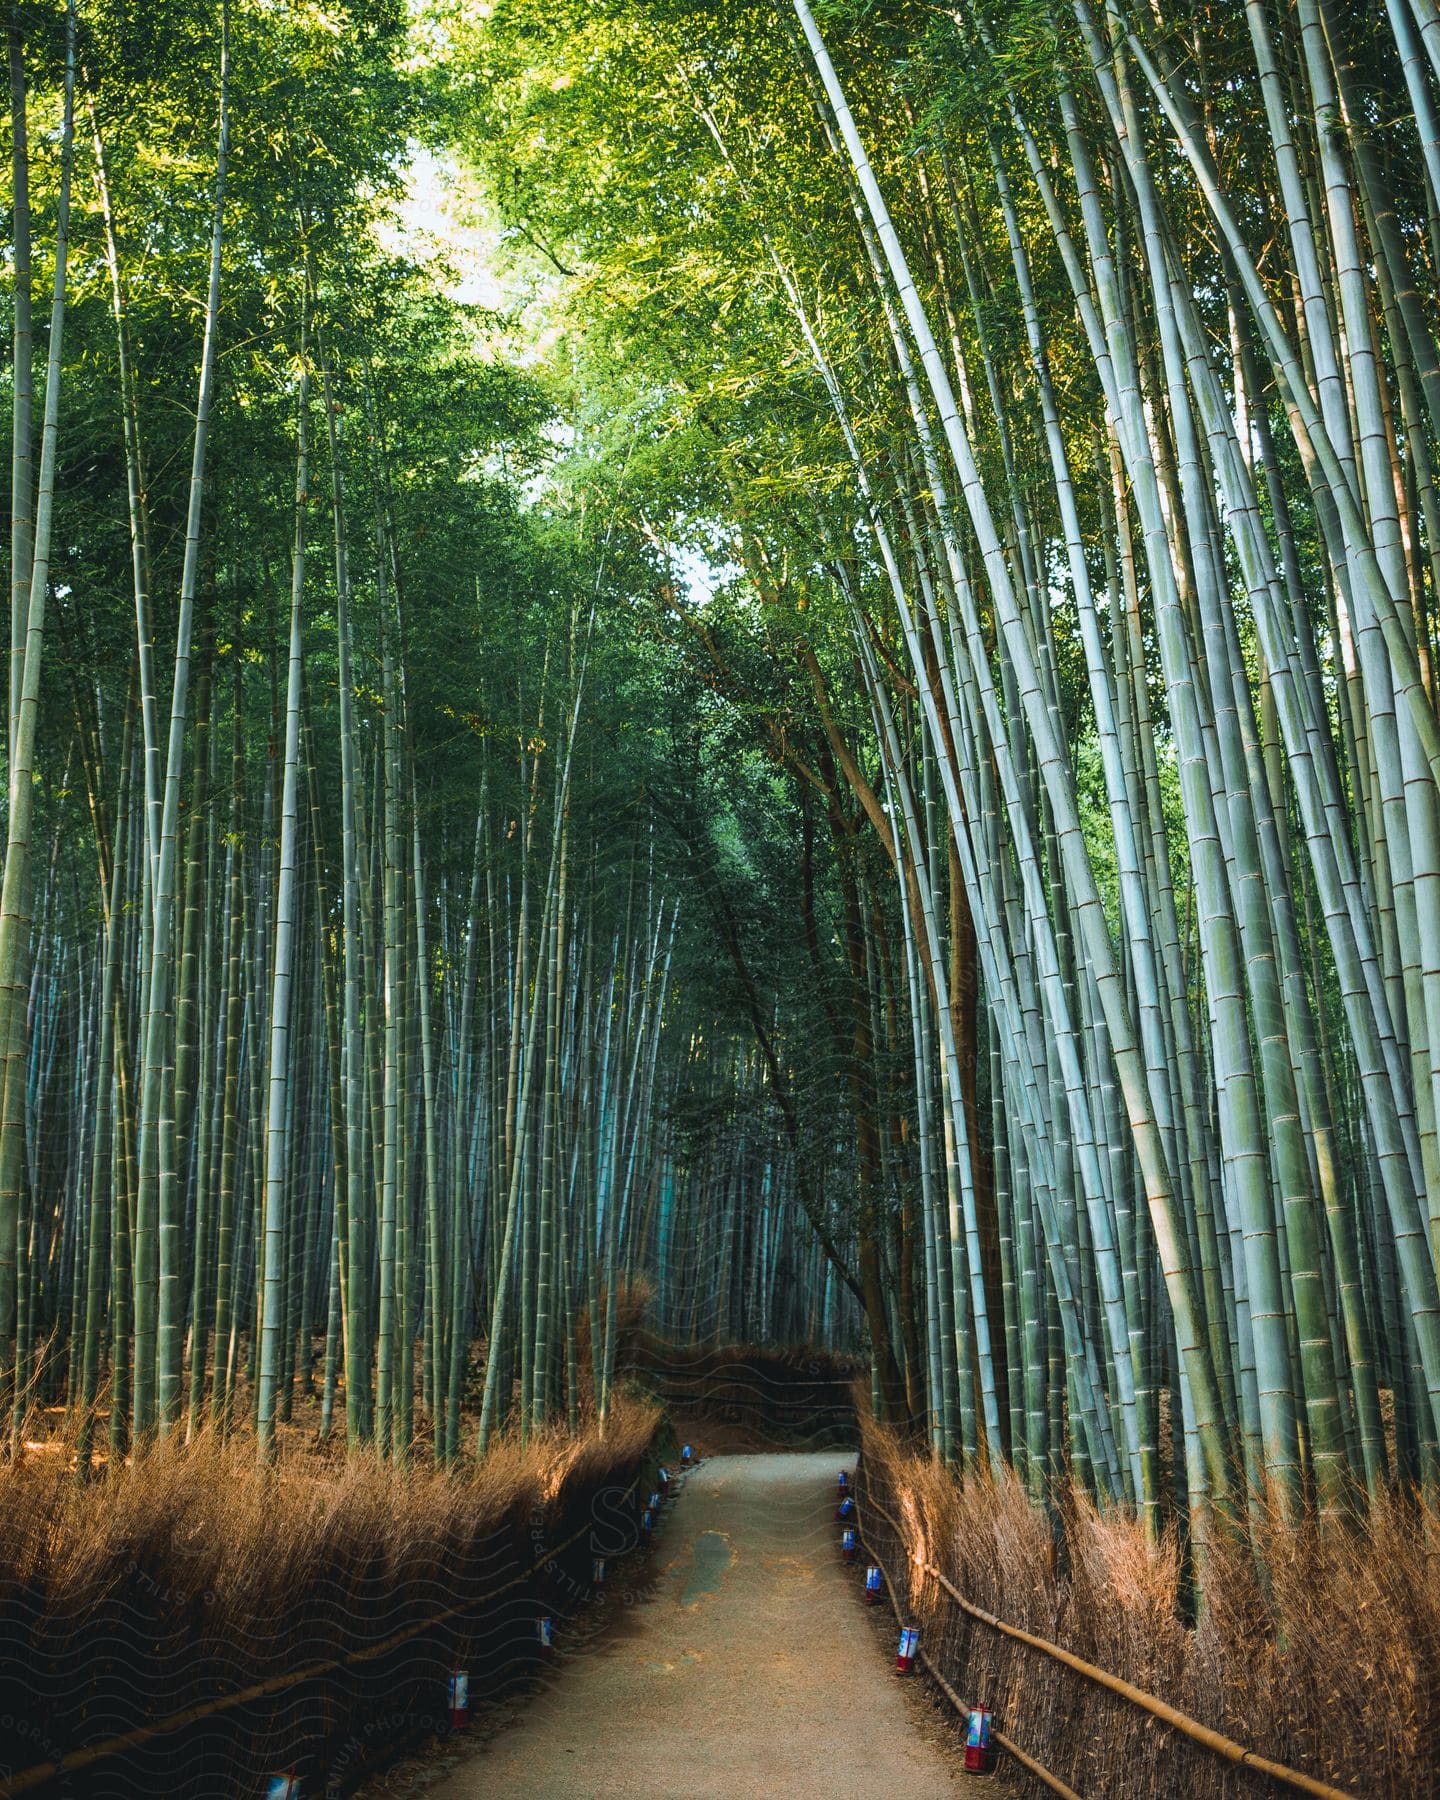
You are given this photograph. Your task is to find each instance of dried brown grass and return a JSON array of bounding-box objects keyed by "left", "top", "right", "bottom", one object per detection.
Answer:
[
  {"left": 860, "top": 1414, "right": 1440, "bottom": 1798},
  {"left": 0, "top": 1394, "right": 661, "bottom": 1799},
  {"left": 623, "top": 1335, "right": 860, "bottom": 1448}
]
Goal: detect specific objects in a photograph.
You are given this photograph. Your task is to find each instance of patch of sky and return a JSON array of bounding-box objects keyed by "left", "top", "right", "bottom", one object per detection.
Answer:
[
  {"left": 672, "top": 541, "right": 743, "bottom": 608},
  {"left": 375, "top": 143, "right": 510, "bottom": 313}
]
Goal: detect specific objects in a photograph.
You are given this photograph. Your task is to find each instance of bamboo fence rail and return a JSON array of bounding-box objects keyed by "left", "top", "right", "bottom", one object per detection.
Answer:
[
  {"left": 0, "top": 1441, "right": 668, "bottom": 1799},
  {"left": 855, "top": 1467, "right": 1358, "bottom": 1800}
]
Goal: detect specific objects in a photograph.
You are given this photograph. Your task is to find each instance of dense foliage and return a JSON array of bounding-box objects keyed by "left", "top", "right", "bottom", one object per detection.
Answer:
[
  {"left": 10, "top": 0, "right": 1440, "bottom": 1578},
  {"left": 0, "top": 0, "right": 863, "bottom": 1479},
  {"left": 434, "top": 0, "right": 1440, "bottom": 1539}
]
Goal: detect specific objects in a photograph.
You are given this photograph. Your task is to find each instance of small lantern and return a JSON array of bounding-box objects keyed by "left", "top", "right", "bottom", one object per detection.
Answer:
[
  {"left": 837, "top": 1469, "right": 850, "bottom": 1492},
  {"left": 538, "top": 1614, "right": 554, "bottom": 1657},
  {"left": 447, "top": 1670, "right": 470, "bottom": 1731},
  {"left": 841, "top": 1526, "right": 858, "bottom": 1562},
  {"left": 592, "top": 1557, "right": 606, "bottom": 1586},
  {"left": 964, "top": 1704, "right": 993, "bottom": 1773},
  {"left": 896, "top": 1626, "right": 919, "bottom": 1674},
  {"left": 681, "top": 1443, "right": 693, "bottom": 1464},
  {"left": 836, "top": 1494, "right": 855, "bottom": 1523},
  {"left": 265, "top": 1776, "right": 300, "bottom": 1800},
  {"left": 864, "top": 1565, "right": 883, "bottom": 1604}
]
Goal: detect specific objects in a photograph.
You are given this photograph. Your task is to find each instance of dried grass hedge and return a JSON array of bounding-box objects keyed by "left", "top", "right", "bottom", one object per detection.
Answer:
[
  {"left": 623, "top": 1334, "right": 860, "bottom": 1447},
  {"left": 0, "top": 1394, "right": 662, "bottom": 1799},
  {"left": 860, "top": 1414, "right": 1440, "bottom": 1799},
  {"left": 576, "top": 1281, "right": 860, "bottom": 1448}
]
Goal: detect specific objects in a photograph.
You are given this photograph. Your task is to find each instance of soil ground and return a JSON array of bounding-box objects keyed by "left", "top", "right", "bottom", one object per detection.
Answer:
[{"left": 362, "top": 1448, "right": 1017, "bottom": 1799}]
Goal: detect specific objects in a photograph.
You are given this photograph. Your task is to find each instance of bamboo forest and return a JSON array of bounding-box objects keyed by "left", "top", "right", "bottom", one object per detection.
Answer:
[{"left": 4, "top": 0, "right": 1440, "bottom": 1794}]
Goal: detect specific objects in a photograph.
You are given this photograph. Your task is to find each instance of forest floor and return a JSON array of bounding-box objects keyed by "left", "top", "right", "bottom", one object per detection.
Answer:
[{"left": 358, "top": 1448, "right": 1008, "bottom": 1799}]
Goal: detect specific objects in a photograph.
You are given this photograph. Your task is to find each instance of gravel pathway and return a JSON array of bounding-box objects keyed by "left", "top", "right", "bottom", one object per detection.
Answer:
[{"left": 419, "top": 1450, "right": 970, "bottom": 1799}]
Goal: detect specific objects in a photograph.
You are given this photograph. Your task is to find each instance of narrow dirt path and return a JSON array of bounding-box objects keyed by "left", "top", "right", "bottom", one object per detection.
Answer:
[{"left": 417, "top": 1450, "right": 972, "bottom": 1798}]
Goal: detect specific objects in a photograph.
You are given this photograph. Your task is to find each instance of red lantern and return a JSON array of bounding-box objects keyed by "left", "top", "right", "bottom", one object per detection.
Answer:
[{"left": 896, "top": 1626, "right": 919, "bottom": 1674}]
